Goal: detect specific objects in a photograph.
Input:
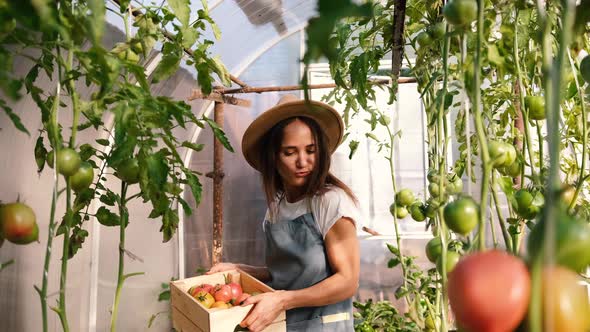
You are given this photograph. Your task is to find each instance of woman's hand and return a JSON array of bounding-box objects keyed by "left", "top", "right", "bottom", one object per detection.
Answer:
[
  {"left": 239, "top": 291, "right": 287, "bottom": 332},
  {"left": 206, "top": 262, "right": 239, "bottom": 274}
]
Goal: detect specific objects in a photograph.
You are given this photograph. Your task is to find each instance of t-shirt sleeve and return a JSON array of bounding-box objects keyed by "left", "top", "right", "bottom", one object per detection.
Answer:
[{"left": 312, "top": 187, "right": 361, "bottom": 238}]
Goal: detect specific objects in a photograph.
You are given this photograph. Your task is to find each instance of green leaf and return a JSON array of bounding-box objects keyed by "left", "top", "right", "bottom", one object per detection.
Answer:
[
  {"left": 386, "top": 243, "right": 400, "bottom": 255},
  {"left": 96, "top": 138, "right": 110, "bottom": 146},
  {"left": 87, "top": 0, "right": 105, "bottom": 45},
  {"left": 0, "top": 100, "right": 29, "bottom": 135},
  {"left": 100, "top": 191, "right": 118, "bottom": 206},
  {"left": 151, "top": 54, "right": 181, "bottom": 84},
  {"left": 95, "top": 206, "right": 120, "bottom": 227},
  {"left": 117, "top": 0, "right": 131, "bottom": 13},
  {"left": 158, "top": 290, "right": 170, "bottom": 301},
  {"left": 204, "top": 116, "right": 234, "bottom": 152},
  {"left": 388, "top": 257, "right": 401, "bottom": 268},
  {"left": 168, "top": 0, "right": 190, "bottom": 27},
  {"left": 348, "top": 140, "right": 359, "bottom": 159},
  {"left": 181, "top": 142, "right": 204, "bottom": 152},
  {"left": 184, "top": 170, "right": 202, "bottom": 205},
  {"left": 181, "top": 26, "right": 199, "bottom": 49},
  {"left": 208, "top": 56, "right": 231, "bottom": 87},
  {"left": 68, "top": 227, "right": 89, "bottom": 259}
]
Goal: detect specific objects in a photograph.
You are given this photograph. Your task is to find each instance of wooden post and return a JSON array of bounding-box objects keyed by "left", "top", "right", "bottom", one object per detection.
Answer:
[
  {"left": 212, "top": 101, "right": 225, "bottom": 266},
  {"left": 390, "top": 0, "right": 407, "bottom": 96}
]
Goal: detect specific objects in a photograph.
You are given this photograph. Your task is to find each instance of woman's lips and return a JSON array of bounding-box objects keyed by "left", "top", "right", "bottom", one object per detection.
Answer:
[{"left": 295, "top": 171, "right": 310, "bottom": 178}]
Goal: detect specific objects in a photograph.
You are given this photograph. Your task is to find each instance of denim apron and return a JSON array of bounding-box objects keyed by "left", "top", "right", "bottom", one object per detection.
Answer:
[{"left": 264, "top": 212, "right": 354, "bottom": 332}]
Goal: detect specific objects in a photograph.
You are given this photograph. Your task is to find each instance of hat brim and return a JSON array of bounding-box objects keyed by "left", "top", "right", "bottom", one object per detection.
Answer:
[{"left": 242, "top": 99, "right": 344, "bottom": 171}]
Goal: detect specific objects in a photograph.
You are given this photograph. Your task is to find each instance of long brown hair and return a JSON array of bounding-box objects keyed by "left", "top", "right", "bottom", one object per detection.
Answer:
[{"left": 258, "top": 116, "right": 357, "bottom": 211}]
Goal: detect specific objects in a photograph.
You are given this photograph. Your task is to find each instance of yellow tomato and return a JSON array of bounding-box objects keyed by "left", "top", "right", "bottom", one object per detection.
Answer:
[{"left": 194, "top": 291, "right": 215, "bottom": 309}]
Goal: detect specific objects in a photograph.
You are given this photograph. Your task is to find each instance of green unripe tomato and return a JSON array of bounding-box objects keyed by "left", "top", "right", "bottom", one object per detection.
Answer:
[
  {"left": 70, "top": 162, "right": 94, "bottom": 192},
  {"left": 116, "top": 158, "right": 140, "bottom": 184},
  {"left": 390, "top": 203, "right": 409, "bottom": 219},
  {"left": 446, "top": 176, "right": 463, "bottom": 195},
  {"left": 117, "top": 49, "right": 140, "bottom": 63},
  {"left": 46, "top": 150, "right": 55, "bottom": 168},
  {"left": 525, "top": 95, "right": 546, "bottom": 120},
  {"left": 430, "top": 22, "right": 446, "bottom": 39},
  {"left": 443, "top": 197, "right": 479, "bottom": 235},
  {"left": 425, "top": 237, "right": 443, "bottom": 263},
  {"left": 416, "top": 31, "right": 433, "bottom": 47},
  {"left": 396, "top": 189, "right": 415, "bottom": 207},
  {"left": 443, "top": 0, "right": 477, "bottom": 27},
  {"left": 437, "top": 250, "right": 461, "bottom": 274},
  {"left": 409, "top": 202, "right": 427, "bottom": 222},
  {"left": 56, "top": 148, "right": 82, "bottom": 177},
  {"left": 513, "top": 189, "right": 544, "bottom": 220}
]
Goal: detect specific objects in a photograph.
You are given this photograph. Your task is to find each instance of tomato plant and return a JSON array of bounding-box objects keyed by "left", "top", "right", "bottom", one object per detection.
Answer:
[
  {"left": 390, "top": 203, "right": 408, "bottom": 219},
  {"left": 70, "top": 162, "right": 94, "bottom": 192},
  {"left": 0, "top": 202, "right": 38, "bottom": 245},
  {"left": 443, "top": 197, "right": 478, "bottom": 235},
  {"left": 488, "top": 141, "right": 517, "bottom": 168},
  {"left": 448, "top": 250, "right": 530, "bottom": 332}
]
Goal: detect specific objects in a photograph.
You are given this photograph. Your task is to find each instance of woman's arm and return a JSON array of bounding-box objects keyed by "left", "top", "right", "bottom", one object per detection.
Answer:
[
  {"left": 281, "top": 216, "right": 360, "bottom": 308},
  {"left": 207, "top": 263, "right": 271, "bottom": 282},
  {"left": 239, "top": 217, "right": 360, "bottom": 332}
]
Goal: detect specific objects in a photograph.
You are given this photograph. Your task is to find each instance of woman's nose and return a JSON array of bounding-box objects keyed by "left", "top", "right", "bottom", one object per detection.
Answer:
[{"left": 296, "top": 153, "right": 308, "bottom": 168}]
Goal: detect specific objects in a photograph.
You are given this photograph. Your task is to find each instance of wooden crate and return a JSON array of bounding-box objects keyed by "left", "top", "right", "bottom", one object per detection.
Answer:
[{"left": 170, "top": 269, "right": 286, "bottom": 332}]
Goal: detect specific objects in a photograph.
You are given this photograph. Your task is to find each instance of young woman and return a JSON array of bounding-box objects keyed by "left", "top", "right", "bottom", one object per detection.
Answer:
[{"left": 208, "top": 94, "right": 360, "bottom": 332}]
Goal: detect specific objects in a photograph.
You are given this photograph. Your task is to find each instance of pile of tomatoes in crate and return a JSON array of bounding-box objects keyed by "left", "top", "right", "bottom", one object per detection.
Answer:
[{"left": 187, "top": 279, "right": 255, "bottom": 310}]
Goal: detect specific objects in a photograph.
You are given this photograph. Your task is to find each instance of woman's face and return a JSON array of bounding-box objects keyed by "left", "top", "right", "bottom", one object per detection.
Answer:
[{"left": 277, "top": 119, "right": 317, "bottom": 195}]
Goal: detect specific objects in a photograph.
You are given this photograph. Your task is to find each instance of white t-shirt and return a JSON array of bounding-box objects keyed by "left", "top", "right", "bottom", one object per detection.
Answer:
[{"left": 264, "top": 186, "right": 361, "bottom": 239}]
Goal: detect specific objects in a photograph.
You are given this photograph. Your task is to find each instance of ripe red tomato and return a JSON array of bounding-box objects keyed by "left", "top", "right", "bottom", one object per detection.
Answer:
[
  {"left": 227, "top": 282, "right": 243, "bottom": 301},
  {"left": 235, "top": 292, "right": 251, "bottom": 305},
  {"left": 542, "top": 266, "right": 590, "bottom": 331},
  {"left": 212, "top": 284, "right": 233, "bottom": 303},
  {"left": 443, "top": 197, "right": 479, "bottom": 235},
  {"left": 448, "top": 250, "right": 530, "bottom": 332},
  {"left": 0, "top": 202, "right": 39, "bottom": 245}
]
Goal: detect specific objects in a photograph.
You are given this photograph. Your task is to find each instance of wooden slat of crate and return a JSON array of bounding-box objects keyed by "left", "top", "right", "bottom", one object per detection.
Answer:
[{"left": 171, "top": 306, "right": 205, "bottom": 332}]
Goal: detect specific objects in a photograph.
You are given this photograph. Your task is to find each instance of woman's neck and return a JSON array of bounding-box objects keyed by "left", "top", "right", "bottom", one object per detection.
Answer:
[{"left": 284, "top": 187, "right": 306, "bottom": 203}]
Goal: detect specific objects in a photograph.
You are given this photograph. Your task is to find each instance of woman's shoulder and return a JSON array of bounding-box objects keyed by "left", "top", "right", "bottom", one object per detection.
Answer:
[{"left": 313, "top": 185, "right": 355, "bottom": 204}]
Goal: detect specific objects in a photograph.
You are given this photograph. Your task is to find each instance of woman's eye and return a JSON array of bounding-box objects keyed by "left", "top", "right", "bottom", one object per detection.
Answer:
[
  {"left": 283, "top": 151, "right": 294, "bottom": 156},
  {"left": 306, "top": 149, "right": 316, "bottom": 154}
]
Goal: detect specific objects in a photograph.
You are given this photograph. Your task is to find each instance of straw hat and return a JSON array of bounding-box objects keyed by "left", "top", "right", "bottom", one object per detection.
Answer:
[{"left": 242, "top": 94, "right": 344, "bottom": 171}]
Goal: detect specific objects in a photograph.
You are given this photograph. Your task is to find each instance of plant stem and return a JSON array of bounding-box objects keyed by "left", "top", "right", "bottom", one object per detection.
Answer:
[
  {"left": 513, "top": 8, "right": 538, "bottom": 180},
  {"left": 536, "top": 123, "right": 544, "bottom": 173},
  {"left": 111, "top": 182, "right": 128, "bottom": 332},
  {"left": 474, "top": 0, "right": 490, "bottom": 251},
  {"left": 490, "top": 172, "right": 513, "bottom": 252},
  {"left": 37, "top": 89, "right": 61, "bottom": 332},
  {"left": 567, "top": 51, "right": 587, "bottom": 212}
]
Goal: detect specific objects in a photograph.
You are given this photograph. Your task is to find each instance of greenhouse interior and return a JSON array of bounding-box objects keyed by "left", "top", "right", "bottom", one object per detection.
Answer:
[{"left": 1, "top": 0, "right": 590, "bottom": 331}]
